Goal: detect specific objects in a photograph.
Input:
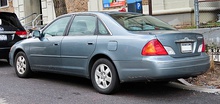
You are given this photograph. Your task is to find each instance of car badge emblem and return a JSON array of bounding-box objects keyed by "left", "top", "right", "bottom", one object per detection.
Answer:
[
  {"left": 184, "top": 37, "right": 190, "bottom": 41},
  {"left": 175, "top": 37, "right": 195, "bottom": 43}
]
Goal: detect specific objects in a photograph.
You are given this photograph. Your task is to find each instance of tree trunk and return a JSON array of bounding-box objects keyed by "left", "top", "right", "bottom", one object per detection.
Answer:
[{"left": 53, "top": 0, "right": 67, "bottom": 17}]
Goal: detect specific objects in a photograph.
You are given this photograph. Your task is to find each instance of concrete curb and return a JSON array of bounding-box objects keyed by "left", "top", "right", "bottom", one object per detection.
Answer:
[
  {"left": 0, "top": 98, "right": 8, "bottom": 104},
  {"left": 168, "top": 79, "right": 220, "bottom": 94}
]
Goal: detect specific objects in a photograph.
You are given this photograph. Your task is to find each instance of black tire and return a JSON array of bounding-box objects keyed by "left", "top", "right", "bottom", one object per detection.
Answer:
[
  {"left": 91, "top": 58, "right": 120, "bottom": 94},
  {"left": 14, "top": 51, "right": 32, "bottom": 78}
]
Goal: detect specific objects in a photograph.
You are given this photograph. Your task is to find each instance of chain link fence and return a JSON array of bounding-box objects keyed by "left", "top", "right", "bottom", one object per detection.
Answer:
[
  {"left": 204, "top": 29, "right": 220, "bottom": 62},
  {"left": 199, "top": 0, "right": 220, "bottom": 28},
  {"left": 198, "top": 0, "right": 220, "bottom": 62}
]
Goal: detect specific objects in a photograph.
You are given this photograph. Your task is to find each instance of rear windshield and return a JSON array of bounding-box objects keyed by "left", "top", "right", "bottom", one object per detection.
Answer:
[
  {"left": 0, "top": 12, "right": 25, "bottom": 31},
  {"left": 109, "top": 13, "right": 175, "bottom": 31}
]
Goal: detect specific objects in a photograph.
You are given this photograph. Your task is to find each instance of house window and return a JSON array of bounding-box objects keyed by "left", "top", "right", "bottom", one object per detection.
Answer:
[{"left": 0, "top": 0, "right": 8, "bottom": 7}]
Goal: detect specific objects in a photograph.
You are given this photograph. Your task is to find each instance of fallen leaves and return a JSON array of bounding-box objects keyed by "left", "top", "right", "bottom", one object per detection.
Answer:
[{"left": 186, "top": 62, "right": 220, "bottom": 89}]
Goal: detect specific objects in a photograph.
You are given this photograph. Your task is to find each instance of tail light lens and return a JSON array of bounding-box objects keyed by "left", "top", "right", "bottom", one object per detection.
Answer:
[
  {"left": 142, "top": 39, "right": 168, "bottom": 56},
  {"left": 16, "top": 31, "right": 27, "bottom": 38},
  {"left": 198, "top": 39, "right": 206, "bottom": 52},
  {"left": 202, "top": 39, "right": 206, "bottom": 52}
]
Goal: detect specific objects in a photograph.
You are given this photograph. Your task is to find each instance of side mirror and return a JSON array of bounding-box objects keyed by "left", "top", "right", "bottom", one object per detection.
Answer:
[{"left": 32, "top": 30, "right": 41, "bottom": 38}]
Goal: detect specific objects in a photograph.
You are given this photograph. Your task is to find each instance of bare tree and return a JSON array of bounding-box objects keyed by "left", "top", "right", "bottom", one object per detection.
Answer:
[{"left": 53, "top": 0, "right": 67, "bottom": 17}]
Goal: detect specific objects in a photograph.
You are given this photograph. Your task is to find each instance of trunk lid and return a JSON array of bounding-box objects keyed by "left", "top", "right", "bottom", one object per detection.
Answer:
[
  {"left": 131, "top": 30, "right": 204, "bottom": 58},
  {"left": 154, "top": 31, "right": 204, "bottom": 58}
]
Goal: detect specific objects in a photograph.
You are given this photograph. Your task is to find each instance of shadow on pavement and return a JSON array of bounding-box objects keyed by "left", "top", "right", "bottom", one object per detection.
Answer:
[
  {"left": 0, "top": 59, "right": 10, "bottom": 67},
  {"left": 31, "top": 72, "right": 94, "bottom": 90},
  {"left": 31, "top": 72, "right": 187, "bottom": 96}
]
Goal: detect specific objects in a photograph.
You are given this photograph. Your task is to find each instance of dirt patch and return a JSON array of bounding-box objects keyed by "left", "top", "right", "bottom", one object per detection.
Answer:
[{"left": 186, "top": 60, "right": 220, "bottom": 89}]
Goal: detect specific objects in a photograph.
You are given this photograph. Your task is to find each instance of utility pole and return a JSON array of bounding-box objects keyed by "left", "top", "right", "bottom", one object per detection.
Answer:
[
  {"left": 194, "top": 0, "right": 199, "bottom": 28},
  {"left": 148, "top": 0, "right": 152, "bottom": 15}
]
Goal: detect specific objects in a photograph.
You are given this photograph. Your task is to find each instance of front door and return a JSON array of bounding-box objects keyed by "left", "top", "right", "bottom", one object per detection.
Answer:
[{"left": 29, "top": 16, "right": 71, "bottom": 70}]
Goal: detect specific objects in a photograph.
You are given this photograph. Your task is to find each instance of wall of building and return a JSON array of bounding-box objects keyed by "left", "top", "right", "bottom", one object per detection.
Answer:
[
  {"left": 13, "top": 0, "right": 41, "bottom": 28},
  {"left": 13, "top": 0, "right": 25, "bottom": 24},
  {"left": 65, "top": 0, "right": 88, "bottom": 13},
  {"left": 0, "top": 0, "right": 14, "bottom": 12},
  {"left": 2, "top": 0, "right": 219, "bottom": 28},
  {"left": 87, "top": 0, "right": 220, "bottom": 26},
  {"left": 41, "top": 0, "right": 56, "bottom": 24},
  {"left": 41, "top": 0, "right": 89, "bottom": 24}
]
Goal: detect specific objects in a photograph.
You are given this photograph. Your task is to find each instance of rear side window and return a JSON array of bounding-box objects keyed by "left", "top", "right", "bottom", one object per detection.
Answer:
[
  {"left": 0, "top": 18, "right": 18, "bottom": 31},
  {"left": 68, "top": 15, "right": 97, "bottom": 36},
  {"left": 98, "top": 20, "right": 110, "bottom": 35},
  {"left": 0, "top": 13, "right": 24, "bottom": 31}
]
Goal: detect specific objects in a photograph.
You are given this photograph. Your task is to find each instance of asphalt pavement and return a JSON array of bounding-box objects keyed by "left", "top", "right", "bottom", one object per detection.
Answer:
[
  {"left": 0, "top": 28, "right": 220, "bottom": 104},
  {"left": 0, "top": 60, "right": 220, "bottom": 104}
]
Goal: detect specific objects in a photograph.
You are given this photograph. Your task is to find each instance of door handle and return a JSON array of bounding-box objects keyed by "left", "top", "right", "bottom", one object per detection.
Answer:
[
  {"left": 87, "top": 42, "right": 94, "bottom": 45},
  {"left": 53, "top": 43, "right": 59, "bottom": 46}
]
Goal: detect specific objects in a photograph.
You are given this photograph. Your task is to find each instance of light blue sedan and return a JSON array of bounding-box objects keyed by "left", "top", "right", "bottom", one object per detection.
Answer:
[{"left": 9, "top": 12, "right": 210, "bottom": 94}]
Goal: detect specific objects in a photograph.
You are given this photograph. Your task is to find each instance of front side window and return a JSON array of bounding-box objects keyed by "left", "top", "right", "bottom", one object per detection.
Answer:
[
  {"left": 0, "top": 0, "right": 8, "bottom": 7},
  {"left": 109, "top": 13, "right": 175, "bottom": 31},
  {"left": 68, "top": 15, "right": 96, "bottom": 36},
  {"left": 43, "top": 16, "right": 71, "bottom": 37}
]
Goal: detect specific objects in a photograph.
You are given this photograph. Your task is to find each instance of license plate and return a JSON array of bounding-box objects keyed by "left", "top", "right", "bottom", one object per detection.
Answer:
[
  {"left": 181, "top": 43, "right": 192, "bottom": 53},
  {"left": 0, "top": 35, "right": 7, "bottom": 41}
]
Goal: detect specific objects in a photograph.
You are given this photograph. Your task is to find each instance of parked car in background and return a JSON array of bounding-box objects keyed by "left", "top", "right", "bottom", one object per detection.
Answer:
[
  {"left": 9, "top": 12, "right": 210, "bottom": 94},
  {"left": 0, "top": 12, "right": 27, "bottom": 62}
]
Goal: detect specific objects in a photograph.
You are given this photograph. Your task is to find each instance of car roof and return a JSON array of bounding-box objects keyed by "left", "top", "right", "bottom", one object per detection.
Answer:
[{"left": 57, "top": 11, "right": 146, "bottom": 18}]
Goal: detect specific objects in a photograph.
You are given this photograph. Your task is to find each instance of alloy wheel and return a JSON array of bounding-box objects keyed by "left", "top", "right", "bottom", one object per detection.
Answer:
[
  {"left": 16, "top": 55, "right": 27, "bottom": 75},
  {"left": 94, "top": 64, "right": 112, "bottom": 89}
]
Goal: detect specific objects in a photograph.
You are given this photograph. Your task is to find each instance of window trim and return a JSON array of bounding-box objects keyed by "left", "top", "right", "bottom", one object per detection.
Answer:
[
  {"left": 66, "top": 14, "right": 98, "bottom": 36},
  {"left": 96, "top": 16, "right": 112, "bottom": 36},
  {"left": 0, "top": 0, "right": 9, "bottom": 8},
  {"left": 97, "top": 19, "right": 111, "bottom": 35}
]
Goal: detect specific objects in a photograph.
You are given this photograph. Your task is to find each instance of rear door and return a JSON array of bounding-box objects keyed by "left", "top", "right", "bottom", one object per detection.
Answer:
[{"left": 60, "top": 15, "right": 97, "bottom": 75}]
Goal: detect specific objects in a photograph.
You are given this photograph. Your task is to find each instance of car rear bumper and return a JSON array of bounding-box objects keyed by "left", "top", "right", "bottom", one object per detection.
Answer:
[
  {"left": 0, "top": 47, "right": 10, "bottom": 59},
  {"left": 114, "top": 53, "right": 210, "bottom": 82}
]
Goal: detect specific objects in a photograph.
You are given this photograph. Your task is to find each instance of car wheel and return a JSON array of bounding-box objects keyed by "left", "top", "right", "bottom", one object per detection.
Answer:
[
  {"left": 91, "top": 58, "right": 120, "bottom": 94},
  {"left": 15, "top": 51, "right": 32, "bottom": 78}
]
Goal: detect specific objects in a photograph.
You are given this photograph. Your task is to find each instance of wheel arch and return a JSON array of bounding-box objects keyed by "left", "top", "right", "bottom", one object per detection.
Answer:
[
  {"left": 88, "top": 54, "right": 119, "bottom": 80},
  {"left": 13, "top": 48, "right": 26, "bottom": 65}
]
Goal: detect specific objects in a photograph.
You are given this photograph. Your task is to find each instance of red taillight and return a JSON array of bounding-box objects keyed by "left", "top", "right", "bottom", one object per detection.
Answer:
[
  {"left": 142, "top": 39, "right": 168, "bottom": 56},
  {"left": 202, "top": 39, "right": 206, "bottom": 52},
  {"left": 16, "top": 31, "right": 27, "bottom": 38}
]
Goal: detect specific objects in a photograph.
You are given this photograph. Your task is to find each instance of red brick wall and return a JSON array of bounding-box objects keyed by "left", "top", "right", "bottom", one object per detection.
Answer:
[
  {"left": 142, "top": 0, "right": 148, "bottom": 5},
  {"left": 65, "top": 0, "right": 88, "bottom": 13}
]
